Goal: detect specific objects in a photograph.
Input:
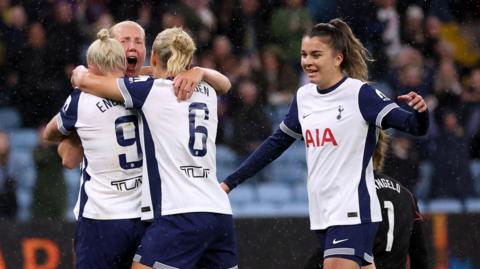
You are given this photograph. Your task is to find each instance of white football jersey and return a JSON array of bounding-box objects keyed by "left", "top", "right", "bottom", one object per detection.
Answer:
[
  {"left": 57, "top": 89, "right": 143, "bottom": 220},
  {"left": 280, "top": 77, "right": 398, "bottom": 230},
  {"left": 118, "top": 76, "right": 232, "bottom": 220}
]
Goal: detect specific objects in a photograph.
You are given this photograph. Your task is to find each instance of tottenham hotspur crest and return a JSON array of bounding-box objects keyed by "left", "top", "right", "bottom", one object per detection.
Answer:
[{"left": 337, "top": 105, "right": 344, "bottom": 120}]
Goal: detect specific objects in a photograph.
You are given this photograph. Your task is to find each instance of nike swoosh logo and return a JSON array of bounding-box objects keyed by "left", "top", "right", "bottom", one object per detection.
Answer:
[
  {"left": 302, "top": 113, "right": 312, "bottom": 119},
  {"left": 332, "top": 238, "right": 349, "bottom": 244}
]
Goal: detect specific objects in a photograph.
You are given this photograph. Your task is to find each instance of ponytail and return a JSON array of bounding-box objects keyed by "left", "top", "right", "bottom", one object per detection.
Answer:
[
  {"left": 86, "top": 28, "right": 126, "bottom": 74},
  {"left": 153, "top": 27, "right": 196, "bottom": 77},
  {"left": 373, "top": 130, "right": 389, "bottom": 171},
  {"left": 305, "top": 18, "right": 372, "bottom": 81}
]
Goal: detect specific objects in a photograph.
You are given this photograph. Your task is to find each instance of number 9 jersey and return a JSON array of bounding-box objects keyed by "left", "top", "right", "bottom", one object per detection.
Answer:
[
  {"left": 57, "top": 88, "right": 143, "bottom": 220},
  {"left": 118, "top": 76, "right": 232, "bottom": 220}
]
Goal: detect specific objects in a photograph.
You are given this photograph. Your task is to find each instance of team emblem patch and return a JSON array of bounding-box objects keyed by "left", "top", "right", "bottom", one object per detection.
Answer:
[
  {"left": 375, "top": 89, "right": 390, "bottom": 101},
  {"left": 337, "top": 105, "right": 344, "bottom": 120}
]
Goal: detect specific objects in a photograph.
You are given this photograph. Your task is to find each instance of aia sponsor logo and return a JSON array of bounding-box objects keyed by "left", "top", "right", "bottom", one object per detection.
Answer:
[{"left": 305, "top": 128, "right": 338, "bottom": 147}]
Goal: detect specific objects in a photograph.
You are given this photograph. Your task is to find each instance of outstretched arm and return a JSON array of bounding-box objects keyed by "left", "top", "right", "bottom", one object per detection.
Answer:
[
  {"left": 221, "top": 129, "right": 295, "bottom": 192},
  {"left": 71, "top": 65, "right": 123, "bottom": 101}
]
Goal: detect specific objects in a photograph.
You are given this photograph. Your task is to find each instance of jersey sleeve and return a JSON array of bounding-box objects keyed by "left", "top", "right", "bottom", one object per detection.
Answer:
[
  {"left": 56, "top": 89, "right": 81, "bottom": 135},
  {"left": 358, "top": 84, "right": 399, "bottom": 128},
  {"left": 279, "top": 95, "right": 303, "bottom": 139},
  {"left": 117, "top": 76, "right": 155, "bottom": 109}
]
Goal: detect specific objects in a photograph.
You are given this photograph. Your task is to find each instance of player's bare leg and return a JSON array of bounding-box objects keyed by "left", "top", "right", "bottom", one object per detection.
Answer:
[
  {"left": 131, "top": 261, "right": 153, "bottom": 269},
  {"left": 324, "top": 257, "right": 360, "bottom": 269},
  {"left": 362, "top": 264, "right": 376, "bottom": 269}
]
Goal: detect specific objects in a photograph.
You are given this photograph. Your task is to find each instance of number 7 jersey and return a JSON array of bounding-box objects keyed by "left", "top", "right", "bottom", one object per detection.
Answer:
[
  {"left": 57, "top": 89, "right": 143, "bottom": 220},
  {"left": 118, "top": 76, "right": 232, "bottom": 220}
]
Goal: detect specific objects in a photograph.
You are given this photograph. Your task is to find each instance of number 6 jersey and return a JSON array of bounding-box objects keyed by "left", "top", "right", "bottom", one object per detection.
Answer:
[
  {"left": 57, "top": 88, "right": 143, "bottom": 220},
  {"left": 118, "top": 76, "right": 232, "bottom": 220}
]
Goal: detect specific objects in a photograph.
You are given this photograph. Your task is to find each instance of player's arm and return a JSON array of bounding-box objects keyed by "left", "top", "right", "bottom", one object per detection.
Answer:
[
  {"left": 359, "top": 85, "right": 429, "bottom": 136},
  {"left": 43, "top": 115, "right": 65, "bottom": 142},
  {"left": 58, "top": 133, "right": 83, "bottom": 169},
  {"left": 71, "top": 65, "right": 123, "bottom": 101},
  {"left": 139, "top": 65, "right": 231, "bottom": 100},
  {"left": 221, "top": 96, "right": 301, "bottom": 192}
]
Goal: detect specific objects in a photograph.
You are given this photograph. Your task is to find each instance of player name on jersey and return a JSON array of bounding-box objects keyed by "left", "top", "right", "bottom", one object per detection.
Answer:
[
  {"left": 374, "top": 177, "right": 401, "bottom": 193},
  {"left": 96, "top": 98, "right": 122, "bottom": 113}
]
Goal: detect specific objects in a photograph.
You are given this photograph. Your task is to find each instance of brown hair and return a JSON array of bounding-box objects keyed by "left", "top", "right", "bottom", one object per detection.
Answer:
[
  {"left": 305, "top": 18, "right": 372, "bottom": 81},
  {"left": 373, "top": 130, "right": 389, "bottom": 171}
]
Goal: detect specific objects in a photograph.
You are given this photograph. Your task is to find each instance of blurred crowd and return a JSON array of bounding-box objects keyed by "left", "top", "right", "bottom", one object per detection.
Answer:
[{"left": 1, "top": 0, "right": 480, "bottom": 221}]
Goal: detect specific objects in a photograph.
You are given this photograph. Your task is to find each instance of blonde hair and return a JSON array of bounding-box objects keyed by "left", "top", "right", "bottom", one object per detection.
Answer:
[
  {"left": 86, "top": 29, "right": 126, "bottom": 74},
  {"left": 305, "top": 18, "right": 372, "bottom": 81},
  {"left": 373, "top": 130, "right": 389, "bottom": 171},
  {"left": 152, "top": 27, "right": 196, "bottom": 77}
]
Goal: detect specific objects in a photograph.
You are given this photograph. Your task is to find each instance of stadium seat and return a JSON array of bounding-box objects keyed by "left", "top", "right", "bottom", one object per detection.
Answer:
[
  {"left": 293, "top": 183, "right": 308, "bottom": 203},
  {"left": 64, "top": 167, "right": 81, "bottom": 221},
  {"left": 269, "top": 141, "right": 307, "bottom": 184},
  {"left": 228, "top": 184, "right": 256, "bottom": 205},
  {"left": 10, "top": 149, "right": 37, "bottom": 221},
  {"left": 0, "top": 107, "right": 21, "bottom": 130},
  {"left": 216, "top": 145, "right": 238, "bottom": 182},
  {"left": 257, "top": 182, "right": 292, "bottom": 204},
  {"left": 428, "top": 199, "right": 464, "bottom": 213},
  {"left": 9, "top": 128, "right": 38, "bottom": 151},
  {"left": 465, "top": 198, "right": 480, "bottom": 213}
]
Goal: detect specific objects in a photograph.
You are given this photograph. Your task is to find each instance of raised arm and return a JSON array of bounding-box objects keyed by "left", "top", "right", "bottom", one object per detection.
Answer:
[
  {"left": 173, "top": 67, "right": 231, "bottom": 100},
  {"left": 71, "top": 65, "right": 123, "bottom": 101}
]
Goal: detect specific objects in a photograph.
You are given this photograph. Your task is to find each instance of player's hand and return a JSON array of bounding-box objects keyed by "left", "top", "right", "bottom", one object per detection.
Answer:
[
  {"left": 398, "top": 91, "right": 427, "bottom": 113},
  {"left": 220, "top": 182, "right": 231, "bottom": 194},
  {"left": 71, "top": 65, "right": 88, "bottom": 88},
  {"left": 173, "top": 67, "right": 203, "bottom": 101}
]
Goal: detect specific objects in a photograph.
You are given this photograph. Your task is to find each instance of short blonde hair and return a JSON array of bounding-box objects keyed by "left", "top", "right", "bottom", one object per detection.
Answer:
[
  {"left": 86, "top": 29, "right": 126, "bottom": 74},
  {"left": 110, "top": 20, "right": 145, "bottom": 41},
  {"left": 152, "top": 27, "right": 196, "bottom": 77}
]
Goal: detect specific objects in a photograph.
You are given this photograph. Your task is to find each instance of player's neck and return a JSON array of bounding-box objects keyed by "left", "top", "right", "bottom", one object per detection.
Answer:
[{"left": 152, "top": 67, "right": 167, "bottom": 79}]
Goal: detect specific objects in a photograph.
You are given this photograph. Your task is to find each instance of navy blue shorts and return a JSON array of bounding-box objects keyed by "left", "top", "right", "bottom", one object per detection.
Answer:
[
  {"left": 314, "top": 222, "right": 379, "bottom": 266},
  {"left": 74, "top": 217, "right": 148, "bottom": 269},
  {"left": 134, "top": 212, "right": 238, "bottom": 269}
]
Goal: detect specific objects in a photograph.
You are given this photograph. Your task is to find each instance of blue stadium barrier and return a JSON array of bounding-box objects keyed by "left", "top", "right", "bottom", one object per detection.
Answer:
[
  {"left": 0, "top": 107, "right": 21, "bottom": 130},
  {"left": 465, "top": 198, "right": 480, "bottom": 213},
  {"left": 10, "top": 149, "right": 36, "bottom": 221},
  {"left": 233, "top": 202, "right": 281, "bottom": 218},
  {"left": 216, "top": 144, "right": 238, "bottom": 182},
  {"left": 228, "top": 184, "right": 256, "bottom": 205},
  {"left": 293, "top": 183, "right": 308, "bottom": 203},
  {"left": 63, "top": 167, "right": 81, "bottom": 221},
  {"left": 428, "top": 199, "right": 463, "bottom": 213},
  {"left": 257, "top": 182, "right": 292, "bottom": 204},
  {"left": 9, "top": 128, "right": 38, "bottom": 151}
]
